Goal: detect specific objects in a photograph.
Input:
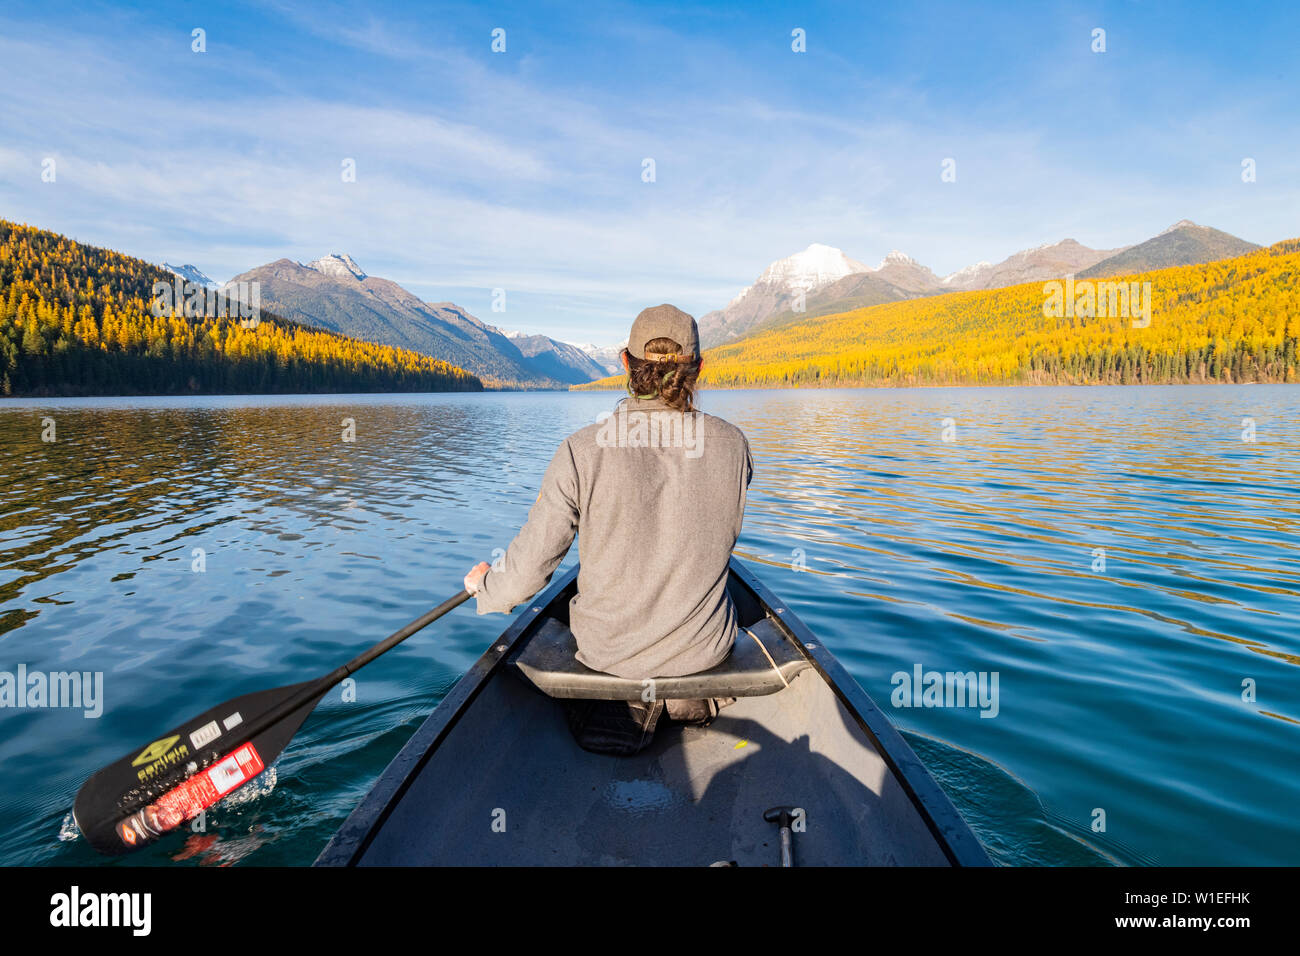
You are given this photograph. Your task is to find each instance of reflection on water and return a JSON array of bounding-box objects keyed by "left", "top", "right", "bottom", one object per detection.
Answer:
[{"left": 1, "top": 386, "right": 1297, "bottom": 865}]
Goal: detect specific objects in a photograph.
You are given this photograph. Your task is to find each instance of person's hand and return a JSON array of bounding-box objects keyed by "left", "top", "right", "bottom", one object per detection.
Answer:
[{"left": 464, "top": 561, "right": 490, "bottom": 595}]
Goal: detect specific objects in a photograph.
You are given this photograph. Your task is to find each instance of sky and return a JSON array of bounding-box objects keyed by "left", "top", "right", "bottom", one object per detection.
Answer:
[{"left": 1, "top": 0, "right": 1297, "bottom": 344}]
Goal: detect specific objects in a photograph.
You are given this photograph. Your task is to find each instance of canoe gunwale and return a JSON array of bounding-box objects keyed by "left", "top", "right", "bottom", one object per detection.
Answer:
[
  {"left": 315, "top": 558, "right": 991, "bottom": 867},
  {"left": 725, "top": 559, "right": 992, "bottom": 867}
]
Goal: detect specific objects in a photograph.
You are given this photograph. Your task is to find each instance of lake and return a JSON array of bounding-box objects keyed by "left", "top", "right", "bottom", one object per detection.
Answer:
[{"left": 1, "top": 385, "right": 1297, "bottom": 866}]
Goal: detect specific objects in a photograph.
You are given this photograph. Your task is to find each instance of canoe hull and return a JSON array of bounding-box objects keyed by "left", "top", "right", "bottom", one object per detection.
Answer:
[{"left": 317, "top": 559, "right": 990, "bottom": 866}]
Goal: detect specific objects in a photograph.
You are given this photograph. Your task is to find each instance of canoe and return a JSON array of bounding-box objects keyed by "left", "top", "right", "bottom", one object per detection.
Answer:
[{"left": 316, "top": 558, "right": 991, "bottom": 866}]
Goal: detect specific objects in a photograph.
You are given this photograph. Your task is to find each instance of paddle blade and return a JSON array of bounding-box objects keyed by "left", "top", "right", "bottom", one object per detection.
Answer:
[{"left": 73, "top": 679, "right": 328, "bottom": 855}]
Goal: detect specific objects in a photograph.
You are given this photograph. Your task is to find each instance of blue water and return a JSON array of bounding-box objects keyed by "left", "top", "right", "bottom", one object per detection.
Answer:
[{"left": 1, "top": 386, "right": 1297, "bottom": 866}]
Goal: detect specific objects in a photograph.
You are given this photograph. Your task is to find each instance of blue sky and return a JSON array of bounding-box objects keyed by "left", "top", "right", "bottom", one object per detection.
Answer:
[{"left": 1, "top": 0, "right": 1297, "bottom": 343}]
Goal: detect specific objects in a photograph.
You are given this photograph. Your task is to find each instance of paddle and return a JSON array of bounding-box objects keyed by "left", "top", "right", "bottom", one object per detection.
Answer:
[{"left": 73, "top": 590, "right": 471, "bottom": 855}]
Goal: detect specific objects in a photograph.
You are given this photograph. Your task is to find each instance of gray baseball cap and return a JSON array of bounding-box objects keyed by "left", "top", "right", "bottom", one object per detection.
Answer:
[{"left": 627, "top": 304, "right": 700, "bottom": 361}]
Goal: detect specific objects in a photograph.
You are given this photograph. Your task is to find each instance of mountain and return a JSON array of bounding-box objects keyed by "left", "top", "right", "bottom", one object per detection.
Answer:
[
  {"left": 740, "top": 273, "right": 912, "bottom": 336},
  {"left": 305, "top": 253, "right": 366, "bottom": 280},
  {"left": 940, "top": 239, "right": 1123, "bottom": 291},
  {"left": 504, "top": 331, "right": 609, "bottom": 383},
  {"left": 576, "top": 239, "right": 1300, "bottom": 391},
  {"left": 573, "top": 340, "right": 626, "bottom": 375},
  {"left": 163, "top": 263, "right": 217, "bottom": 289},
  {"left": 1078, "top": 221, "right": 1260, "bottom": 279},
  {"left": 939, "top": 260, "right": 993, "bottom": 289},
  {"left": 698, "top": 244, "right": 873, "bottom": 347},
  {"left": 691, "top": 239, "right": 1300, "bottom": 388},
  {"left": 0, "top": 220, "right": 480, "bottom": 397},
  {"left": 698, "top": 245, "right": 955, "bottom": 347},
  {"left": 221, "top": 257, "right": 563, "bottom": 388},
  {"left": 871, "top": 250, "right": 942, "bottom": 293},
  {"left": 697, "top": 224, "right": 1254, "bottom": 348}
]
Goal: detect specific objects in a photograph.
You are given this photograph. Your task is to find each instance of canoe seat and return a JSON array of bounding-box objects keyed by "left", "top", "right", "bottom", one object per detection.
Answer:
[{"left": 511, "top": 616, "right": 810, "bottom": 700}]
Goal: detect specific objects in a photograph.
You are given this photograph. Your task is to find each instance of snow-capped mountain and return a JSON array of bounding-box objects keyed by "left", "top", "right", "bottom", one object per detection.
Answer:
[
  {"left": 698, "top": 237, "right": 1130, "bottom": 346},
  {"left": 698, "top": 244, "right": 876, "bottom": 346},
  {"left": 699, "top": 243, "right": 945, "bottom": 346},
  {"left": 506, "top": 334, "right": 610, "bottom": 383},
  {"left": 502, "top": 331, "right": 624, "bottom": 380},
  {"left": 573, "top": 340, "right": 626, "bottom": 376},
  {"left": 940, "top": 261, "right": 994, "bottom": 287},
  {"left": 305, "top": 253, "right": 367, "bottom": 281},
  {"left": 696, "top": 223, "right": 1251, "bottom": 348},
  {"left": 163, "top": 263, "right": 217, "bottom": 289},
  {"left": 737, "top": 243, "right": 871, "bottom": 300}
]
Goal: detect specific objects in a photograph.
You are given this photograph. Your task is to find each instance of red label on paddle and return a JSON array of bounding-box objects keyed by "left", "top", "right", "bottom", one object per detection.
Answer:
[{"left": 114, "top": 743, "right": 265, "bottom": 847}]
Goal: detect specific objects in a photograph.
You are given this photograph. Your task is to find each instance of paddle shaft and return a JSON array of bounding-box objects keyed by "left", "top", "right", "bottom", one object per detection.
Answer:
[
  {"left": 240, "top": 590, "right": 473, "bottom": 747},
  {"left": 337, "top": 590, "right": 473, "bottom": 678}
]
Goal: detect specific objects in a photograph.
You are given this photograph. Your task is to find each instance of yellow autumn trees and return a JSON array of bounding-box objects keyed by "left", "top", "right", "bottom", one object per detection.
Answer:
[{"left": 1, "top": 219, "right": 482, "bottom": 396}]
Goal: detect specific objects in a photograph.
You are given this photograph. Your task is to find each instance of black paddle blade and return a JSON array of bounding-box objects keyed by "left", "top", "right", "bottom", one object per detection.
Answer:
[{"left": 73, "top": 679, "right": 329, "bottom": 855}]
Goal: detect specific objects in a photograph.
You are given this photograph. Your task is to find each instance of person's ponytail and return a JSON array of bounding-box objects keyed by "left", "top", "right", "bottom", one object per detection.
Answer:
[{"left": 625, "top": 337, "right": 701, "bottom": 412}]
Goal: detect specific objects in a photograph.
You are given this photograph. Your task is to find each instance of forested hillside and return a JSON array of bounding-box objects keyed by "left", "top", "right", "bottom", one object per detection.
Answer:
[
  {"left": 577, "top": 240, "right": 1300, "bottom": 390},
  {"left": 0, "top": 220, "right": 481, "bottom": 396}
]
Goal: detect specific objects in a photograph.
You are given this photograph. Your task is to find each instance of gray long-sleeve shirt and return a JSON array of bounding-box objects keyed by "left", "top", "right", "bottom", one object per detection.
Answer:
[{"left": 474, "top": 395, "right": 753, "bottom": 679}]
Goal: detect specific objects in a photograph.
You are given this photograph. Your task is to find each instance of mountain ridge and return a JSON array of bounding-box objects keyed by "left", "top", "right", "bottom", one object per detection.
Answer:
[
  {"left": 181, "top": 220, "right": 1262, "bottom": 365},
  {"left": 1078, "top": 221, "right": 1259, "bottom": 278},
  {"left": 695, "top": 224, "right": 1256, "bottom": 348},
  {"left": 164, "top": 263, "right": 217, "bottom": 289},
  {"left": 698, "top": 238, "right": 1127, "bottom": 348},
  {"left": 221, "top": 257, "right": 598, "bottom": 387},
  {"left": 577, "top": 239, "right": 1300, "bottom": 391},
  {"left": 1, "top": 219, "right": 481, "bottom": 397}
]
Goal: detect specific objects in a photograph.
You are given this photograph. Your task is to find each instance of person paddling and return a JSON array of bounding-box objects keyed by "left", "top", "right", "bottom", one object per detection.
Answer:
[{"left": 463, "top": 304, "right": 753, "bottom": 752}]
